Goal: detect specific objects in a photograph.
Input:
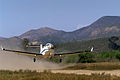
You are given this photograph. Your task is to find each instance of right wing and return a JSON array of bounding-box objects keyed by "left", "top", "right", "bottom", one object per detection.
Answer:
[
  {"left": 54, "top": 47, "right": 93, "bottom": 56},
  {"left": 54, "top": 50, "right": 91, "bottom": 56}
]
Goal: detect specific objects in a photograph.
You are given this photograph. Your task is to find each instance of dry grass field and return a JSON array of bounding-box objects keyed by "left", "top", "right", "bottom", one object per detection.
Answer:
[
  {"left": 0, "top": 70, "right": 120, "bottom": 80},
  {"left": 64, "top": 62, "right": 120, "bottom": 70},
  {"left": 1, "top": 51, "right": 120, "bottom": 79}
]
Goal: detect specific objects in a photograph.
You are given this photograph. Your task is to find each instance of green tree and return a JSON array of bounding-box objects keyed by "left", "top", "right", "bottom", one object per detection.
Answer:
[
  {"left": 116, "top": 53, "right": 120, "bottom": 61},
  {"left": 22, "top": 38, "right": 29, "bottom": 50},
  {"left": 109, "top": 36, "right": 119, "bottom": 43},
  {"left": 108, "top": 36, "right": 120, "bottom": 50},
  {"left": 78, "top": 53, "right": 94, "bottom": 63}
]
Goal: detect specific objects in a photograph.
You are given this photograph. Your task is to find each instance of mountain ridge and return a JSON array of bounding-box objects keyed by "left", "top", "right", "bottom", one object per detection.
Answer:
[
  {"left": 0, "top": 16, "right": 120, "bottom": 47},
  {"left": 71, "top": 16, "right": 120, "bottom": 40},
  {"left": 18, "top": 16, "right": 120, "bottom": 43}
]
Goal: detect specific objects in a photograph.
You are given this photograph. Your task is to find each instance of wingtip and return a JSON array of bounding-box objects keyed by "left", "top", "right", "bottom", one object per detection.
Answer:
[
  {"left": 1, "top": 46, "right": 5, "bottom": 50},
  {"left": 90, "top": 47, "right": 94, "bottom": 52}
]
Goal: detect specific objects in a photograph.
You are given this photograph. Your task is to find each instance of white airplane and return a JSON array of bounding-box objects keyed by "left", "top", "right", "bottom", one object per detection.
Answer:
[{"left": 1, "top": 43, "right": 93, "bottom": 62}]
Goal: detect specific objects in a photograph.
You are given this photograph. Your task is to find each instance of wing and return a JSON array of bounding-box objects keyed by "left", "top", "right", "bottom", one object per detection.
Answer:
[
  {"left": 26, "top": 45, "right": 40, "bottom": 48},
  {"left": 54, "top": 50, "right": 91, "bottom": 56},
  {"left": 2, "top": 48, "right": 42, "bottom": 56}
]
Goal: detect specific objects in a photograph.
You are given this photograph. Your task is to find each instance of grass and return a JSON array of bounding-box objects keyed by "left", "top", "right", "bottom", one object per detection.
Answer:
[
  {"left": 0, "top": 70, "right": 120, "bottom": 80},
  {"left": 64, "top": 62, "right": 120, "bottom": 70}
]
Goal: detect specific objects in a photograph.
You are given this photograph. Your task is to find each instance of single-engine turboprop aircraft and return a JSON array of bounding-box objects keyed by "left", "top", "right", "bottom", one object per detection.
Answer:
[{"left": 1, "top": 43, "right": 93, "bottom": 62}]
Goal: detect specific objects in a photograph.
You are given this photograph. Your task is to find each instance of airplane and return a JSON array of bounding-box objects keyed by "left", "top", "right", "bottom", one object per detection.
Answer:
[{"left": 1, "top": 43, "right": 94, "bottom": 62}]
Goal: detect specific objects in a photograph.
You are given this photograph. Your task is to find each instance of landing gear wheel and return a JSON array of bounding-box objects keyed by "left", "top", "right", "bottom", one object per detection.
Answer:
[
  {"left": 60, "top": 58, "right": 62, "bottom": 63},
  {"left": 59, "top": 55, "right": 62, "bottom": 63},
  {"left": 33, "top": 57, "right": 36, "bottom": 62},
  {"left": 49, "top": 56, "right": 52, "bottom": 60}
]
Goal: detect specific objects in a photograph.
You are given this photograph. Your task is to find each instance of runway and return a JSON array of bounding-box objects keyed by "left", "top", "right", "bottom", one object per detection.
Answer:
[
  {"left": 0, "top": 50, "right": 120, "bottom": 77},
  {"left": 0, "top": 51, "right": 63, "bottom": 70}
]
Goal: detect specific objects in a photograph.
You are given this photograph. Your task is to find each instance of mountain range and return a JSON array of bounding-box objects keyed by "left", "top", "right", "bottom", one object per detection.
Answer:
[
  {"left": 19, "top": 16, "right": 120, "bottom": 43},
  {"left": 0, "top": 16, "right": 120, "bottom": 48}
]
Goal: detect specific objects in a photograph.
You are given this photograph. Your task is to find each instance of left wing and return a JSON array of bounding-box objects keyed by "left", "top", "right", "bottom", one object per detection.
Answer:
[{"left": 1, "top": 48, "right": 42, "bottom": 55}]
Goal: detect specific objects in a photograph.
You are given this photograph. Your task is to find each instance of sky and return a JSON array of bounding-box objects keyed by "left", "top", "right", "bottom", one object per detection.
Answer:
[{"left": 0, "top": 0, "right": 120, "bottom": 38}]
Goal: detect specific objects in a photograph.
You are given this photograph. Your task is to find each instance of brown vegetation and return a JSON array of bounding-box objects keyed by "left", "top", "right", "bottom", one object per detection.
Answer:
[
  {"left": 0, "top": 70, "right": 120, "bottom": 80},
  {"left": 64, "top": 62, "right": 120, "bottom": 70}
]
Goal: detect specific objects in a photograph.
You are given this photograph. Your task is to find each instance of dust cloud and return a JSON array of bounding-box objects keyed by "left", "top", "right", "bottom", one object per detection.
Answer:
[{"left": 0, "top": 50, "right": 65, "bottom": 71}]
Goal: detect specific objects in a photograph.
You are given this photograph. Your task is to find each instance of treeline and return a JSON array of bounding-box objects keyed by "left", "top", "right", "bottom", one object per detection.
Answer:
[
  {"left": 55, "top": 36, "right": 120, "bottom": 53},
  {"left": 47, "top": 50, "right": 120, "bottom": 63},
  {"left": 21, "top": 36, "right": 120, "bottom": 53}
]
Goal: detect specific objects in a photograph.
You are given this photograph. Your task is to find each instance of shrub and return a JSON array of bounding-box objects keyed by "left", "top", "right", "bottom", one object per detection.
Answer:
[
  {"left": 63, "top": 55, "right": 80, "bottom": 63},
  {"left": 116, "top": 53, "right": 120, "bottom": 61},
  {"left": 99, "top": 50, "right": 120, "bottom": 59},
  {"left": 78, "top": 53, "right": 95, "bottom": 63}
]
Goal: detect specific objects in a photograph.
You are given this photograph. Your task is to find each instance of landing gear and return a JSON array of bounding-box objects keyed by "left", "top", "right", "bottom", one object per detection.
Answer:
[
  {"left": 49, "top": 56, "right": 52, "bottom": 60},
  {"left": 59, "top": 55, "right": 62, "bottom": 63},
  {"left": 33, "top": 55, "right": 37, "bottom": 62},
  {"left": 33, "top": 57, "right": 36, "bottom": 62},
  {"left": 60, "top": 58, "right": 62, "bottom": 63}
]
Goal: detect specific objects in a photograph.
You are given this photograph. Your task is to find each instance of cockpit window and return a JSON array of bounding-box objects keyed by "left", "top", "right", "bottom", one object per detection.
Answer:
[{"left": 46, "top": 43, "right": 50, "bottom": 46}]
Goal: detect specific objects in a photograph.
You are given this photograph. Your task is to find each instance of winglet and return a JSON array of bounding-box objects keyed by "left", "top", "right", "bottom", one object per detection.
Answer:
[
  {"left": 90, "top": 47, "right": 94, "bottom": 52},
  {"left": 1, "top": 46, "right": 5, "bottom": 50}
]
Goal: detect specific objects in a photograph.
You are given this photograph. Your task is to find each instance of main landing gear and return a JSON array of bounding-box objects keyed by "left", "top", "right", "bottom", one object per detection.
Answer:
[
  {"left": 33, "top": 57, "right": 36, "bottom": 62},
  {"left": 59, "top": 55, "right": 62, "bottom": 63},
  {"left": 33, "top": 55, "right": 37, "bottom": 62},
  {"left": 59, "top": 58, "right": 62, "bottom": 63}
]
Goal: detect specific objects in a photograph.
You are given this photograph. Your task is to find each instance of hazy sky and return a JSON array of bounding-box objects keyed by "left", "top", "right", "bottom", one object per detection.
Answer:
[{"left": 0, "top": 0, "right": 120, "bottom": 37}]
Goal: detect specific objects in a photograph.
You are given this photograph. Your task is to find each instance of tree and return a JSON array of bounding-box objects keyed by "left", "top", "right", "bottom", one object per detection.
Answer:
[
  {"left": 78, "top": 53, "right": 94, "bottom": 63},
  {"left": 116, "top": 53, "right": 120, "bottom": 61},
  {"left": 22, "top": 38, "right": 29, "bottom": 50},
  {"left": 108, "top": 36, "right": 120, "bottom": 50},
  {"left": 109, "top": 36, "right": 119, "bottom": 43}
]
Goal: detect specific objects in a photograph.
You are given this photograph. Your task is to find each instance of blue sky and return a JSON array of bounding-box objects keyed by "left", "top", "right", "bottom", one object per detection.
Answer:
[{"left": 0, "top": 0, "right": 120, "bottom": 38}]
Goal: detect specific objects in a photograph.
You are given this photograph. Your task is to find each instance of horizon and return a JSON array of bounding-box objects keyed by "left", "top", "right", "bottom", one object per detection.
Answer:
[{"left": 1, "top": 0, "right": 120, "bottom": 38}]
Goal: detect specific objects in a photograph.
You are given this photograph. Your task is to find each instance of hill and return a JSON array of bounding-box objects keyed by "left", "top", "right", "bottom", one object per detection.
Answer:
[
  {"left": 72, "top": 16, "right": 120, "bottom": 40},
  {"left": 0, "top": 37, "right": 22, "bottom": 50},
  {"left": 19, "top": 16, "right": 120, "bottom": 44},
  {"left": 0, "top": 37, "right": 4, "bottom": 38},
  {"left": 19, "top": 27, "right": 69, "bottom": 44},
  {"left": 1, "top": 16, "right": 120, "bottom": 50}
]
